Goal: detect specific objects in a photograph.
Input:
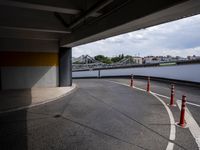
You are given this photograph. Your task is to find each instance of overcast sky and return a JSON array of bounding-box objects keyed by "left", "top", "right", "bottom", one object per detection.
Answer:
[{"left": 72, "top": 14, "right": 200, "bottom": 58}]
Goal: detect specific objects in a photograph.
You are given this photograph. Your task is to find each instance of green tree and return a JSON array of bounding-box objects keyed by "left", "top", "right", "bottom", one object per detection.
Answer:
[
  {"left": 94, "top": 55, "right": 112, "bottom": 64},
  {"left": 94, "top": 55, "right": 105, "bottom": 61},
  {"left": 121, "top": 54, "right": 124, "bottom": 59},
  {"left": 111, "top": 54, "right": 124, "bottom": 63}
]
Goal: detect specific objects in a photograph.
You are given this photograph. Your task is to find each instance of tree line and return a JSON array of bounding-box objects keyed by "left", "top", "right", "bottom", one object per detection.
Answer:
[
  {"left": 73, "top": 54, "right": 134, "bottom": 64},
  {"left": 94, "top": 54, "right": 132, "bottom": 64}
]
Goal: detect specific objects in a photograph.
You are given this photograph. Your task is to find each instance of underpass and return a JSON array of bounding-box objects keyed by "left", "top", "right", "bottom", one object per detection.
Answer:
[{"left": 0, "top": 0, "right": 200, "bottom": 149}]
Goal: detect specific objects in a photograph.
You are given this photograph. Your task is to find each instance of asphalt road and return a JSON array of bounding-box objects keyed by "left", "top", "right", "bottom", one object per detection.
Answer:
[
  {"left": 108, "top": 78, "right": 200, "bottom": 127},
  {"left": 0, "top": 79, "right": 198, "bottom": 150}
]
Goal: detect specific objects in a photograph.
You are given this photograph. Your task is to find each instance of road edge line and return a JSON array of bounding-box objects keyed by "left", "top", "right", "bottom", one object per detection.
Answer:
[
  {"left": 151, "top": 93, "right": 176, "bottom": 150},
  {"left": 177, "top": 100, "right": 200, "bottom": 149},
  {"left": 106, "top": 80, "right": 176, "bottom": 150}
]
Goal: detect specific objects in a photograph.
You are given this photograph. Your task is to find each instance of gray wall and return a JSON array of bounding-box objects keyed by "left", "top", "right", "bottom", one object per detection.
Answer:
[
  {"left": 0, "top": 38, "right": 60, "bottom": 90},
  {"left": 72, "top": 64, "right": 200, "bottom": 83},
  {"left": 0, "top": 38, "right": 59, "bottom": 53},
  {"left": 1, "top": 66, "right": 58, "bottom": 89}
]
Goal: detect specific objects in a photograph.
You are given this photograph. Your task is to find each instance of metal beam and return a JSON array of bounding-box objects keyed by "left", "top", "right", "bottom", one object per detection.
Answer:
[
  {"left": 0, "top": 26, "right": 71, "bottom": 34},
  {"left": 0, "top": 6, "right": 71, "bottom": 34},
  {"left": 61, "top": 0, "right": 200, "bottom": 47},
  {"left": 69, "top": 0, "right": 113, "bottom": 29},
  {"left": 0, "top": 0, "right": 101, "bottom": 17},
  {"left": 0, "top": 0, "right": 80, "bottom": 14},
  {"left": 0, "top": 28, "right": 64, "bottom": 40}
]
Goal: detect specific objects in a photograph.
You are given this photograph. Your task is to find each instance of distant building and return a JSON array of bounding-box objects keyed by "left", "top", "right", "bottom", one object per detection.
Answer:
[
  {"left": 175, "top": 56, "right": 186, "bottom": 61},
  {"left": 132, "top": 57, "right": 143, "bottom": 64},
  {"left": 187, "top": 55, "right": 200, "bottom": 60},
  {"left": 143, "top": 55, "right": 186, "bottom": 64},
  {"left": 143, "top": 56, "right": 155, "bottom": 64}
]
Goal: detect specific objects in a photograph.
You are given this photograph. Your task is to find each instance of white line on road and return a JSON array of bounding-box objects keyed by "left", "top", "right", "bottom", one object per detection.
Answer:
[
  {"left": 152, "top": 93, "right": 176, "bottom": 150},
  {"left": 177, "top": 100, "right": 200, "bottom": 149},
  {"left": 151, "top": 92, "right": 200, "bottom": 108},
  {"left": 106, "top": 79, "right": 200, "bottom": 149},
  {"left": 132, "top": 86, "right": 146, "bottom": 92},
  {"left": 187, "top": 102, "right": 200, "bottom": 108},
  {"left": 106, "top": 80, "right": 176, "bottom": 150},
  {"left": 151, "top": 92, "right": 170, "bottom": 100}
]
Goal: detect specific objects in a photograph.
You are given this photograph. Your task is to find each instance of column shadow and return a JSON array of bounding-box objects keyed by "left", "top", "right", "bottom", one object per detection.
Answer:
[{"left": 0, "top": 108, "right": 28, "bottom": 150}]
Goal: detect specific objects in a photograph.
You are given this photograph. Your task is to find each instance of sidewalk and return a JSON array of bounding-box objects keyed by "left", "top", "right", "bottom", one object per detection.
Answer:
[{"left": 0, "top": 84, "right": 76, "bottom": 113}]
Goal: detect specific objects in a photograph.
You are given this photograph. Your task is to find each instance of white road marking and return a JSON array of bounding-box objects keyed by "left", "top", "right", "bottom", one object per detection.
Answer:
[
  {"left": 107, "top": 80, "right": 200, "bottom": 106},
  {"left": 152, "top": 93, "right": 176, "bottom": 150},
  {"left": 187, "top": 102, "right": 200, "bottom": 108},
  {"left": 151, "top": 92, "right": 170, "bottom": 100},
  {"left": 106, "top": 80, "right": 176, "bottom": 150},
  {"left": 106, "top": 79, "right": 200, "bottom": 149},
  {"left": 177, "top": 100, "right": 200, "bottom": 149},
  {"left": 151, "top": 92, "right": 200, "bottom": 108},
  {"left": 133, "top": 86, "right": 146, "bottom": 92},
  {"left": 107, "top": 80, "right": 130, "bottom": 87}
]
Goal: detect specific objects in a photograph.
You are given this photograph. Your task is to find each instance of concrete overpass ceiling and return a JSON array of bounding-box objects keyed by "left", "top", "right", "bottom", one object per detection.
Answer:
[
  {"left": 0, "top": 0, "right": 113, "bottom": 34},
  {"left": 0, "top": 0, "right": 200, "bottom": 51},
  {"left": 0, "top": 28, "right": 66, "bottom": 41},
  {"left": 61, "top": 0, "right": 200, "bottom": 47},
  {"left": 0, "top": 0, "right": 114, "bottom": 52},
  {"left": 0, "top": 6, "right": 71, "bottom": 33}
]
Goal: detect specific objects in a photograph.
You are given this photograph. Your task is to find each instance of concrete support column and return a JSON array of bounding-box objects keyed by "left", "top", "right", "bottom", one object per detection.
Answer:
[{"left": 59, "top": 47, "right": 72, "bottom": 86}]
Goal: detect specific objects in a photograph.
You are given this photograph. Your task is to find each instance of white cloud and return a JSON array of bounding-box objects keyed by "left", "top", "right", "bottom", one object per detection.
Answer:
[
  {"left": 161, "top": 47, "right": 200, "bottom": 57},
  {"left": 73, "top": 14, "right": 200, "bottom": 57}
]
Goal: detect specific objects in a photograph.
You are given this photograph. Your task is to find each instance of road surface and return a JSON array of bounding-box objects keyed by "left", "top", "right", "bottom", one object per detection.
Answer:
[{"left": 0, "top": 79, "right": 198, "bottom": 150}]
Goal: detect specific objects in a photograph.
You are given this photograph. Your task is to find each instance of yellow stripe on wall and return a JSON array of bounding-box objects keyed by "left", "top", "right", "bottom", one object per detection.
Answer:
[{"left": 0, "top": 52, "right": 58, "bottom": 66}]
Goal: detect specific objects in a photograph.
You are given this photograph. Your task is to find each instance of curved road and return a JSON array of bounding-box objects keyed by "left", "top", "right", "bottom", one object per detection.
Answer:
[{"left": 0, "top": 79, "right": 198, "bottom": 150}]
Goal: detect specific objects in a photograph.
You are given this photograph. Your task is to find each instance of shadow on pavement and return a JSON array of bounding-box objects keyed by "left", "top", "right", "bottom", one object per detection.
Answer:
[
  {"left": 0, "top": 109, "right": 28, "bottom": 150},
  {"left": 0, "top": 89, "right": 32, "bottom": 111},
  {"left": 0, "top": 89, "right": 31, "bottom": 149}
]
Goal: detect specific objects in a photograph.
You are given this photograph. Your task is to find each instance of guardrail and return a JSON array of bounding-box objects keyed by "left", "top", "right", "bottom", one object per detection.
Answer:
[
  {"left": 72, "top": 59, "right": 200, "bottom": 72},
  {"left": 72, "top": 63, "right": 200, "bottom": 84}
]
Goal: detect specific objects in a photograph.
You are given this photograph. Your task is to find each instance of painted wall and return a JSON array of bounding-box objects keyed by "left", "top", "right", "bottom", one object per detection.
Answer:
[
  {"left": 72, "top": 64, "right": 200, "bottom": 83},
  {"left": 0, "top": 52, "right": 59, "bottom": 89},
  {"left": 1, "top": 67, "right": 58, "bottom": 89}
]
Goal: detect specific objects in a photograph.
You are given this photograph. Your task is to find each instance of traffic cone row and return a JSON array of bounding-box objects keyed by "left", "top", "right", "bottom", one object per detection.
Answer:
[{"left": 130, "top": 74, "right": 187, "bottom": 128}]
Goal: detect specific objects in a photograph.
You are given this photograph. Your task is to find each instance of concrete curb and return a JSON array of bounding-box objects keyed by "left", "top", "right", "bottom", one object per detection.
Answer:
[{"left": 0, "top": 84, "right": 77, "bottom": 114}]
